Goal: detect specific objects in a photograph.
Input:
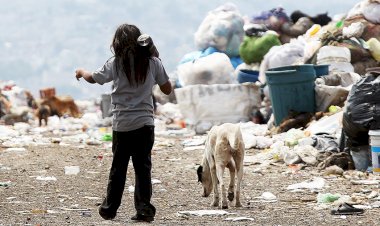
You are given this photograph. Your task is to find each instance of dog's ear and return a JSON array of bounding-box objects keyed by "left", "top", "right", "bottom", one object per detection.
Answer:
[{"left": 197, "top": 165, "right": 203, "bottom": 182}]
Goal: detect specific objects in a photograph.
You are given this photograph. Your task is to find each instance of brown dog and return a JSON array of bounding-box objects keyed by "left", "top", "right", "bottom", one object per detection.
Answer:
[
  {"left": 197, "top": 123, "right": 245, "bottom": 209},
  {"left": 40, "top": 96, "right": 81, "bottom": 118},
  {"left": 37, "top": 104, "right": 51, "bottom": 126}
]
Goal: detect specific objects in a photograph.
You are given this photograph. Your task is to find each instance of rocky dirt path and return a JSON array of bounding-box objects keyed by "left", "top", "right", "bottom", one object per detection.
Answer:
[{"left": 1, "top": 131, "right": 379, "bottom": 225}]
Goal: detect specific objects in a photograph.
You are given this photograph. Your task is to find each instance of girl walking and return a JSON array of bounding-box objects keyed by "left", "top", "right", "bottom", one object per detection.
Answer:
[{"left": 75, "top": 23, "right": 172, "bottom": 222}]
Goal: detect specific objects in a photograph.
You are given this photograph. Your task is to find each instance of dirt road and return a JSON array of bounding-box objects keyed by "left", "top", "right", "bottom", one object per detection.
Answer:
[{"left": 1, "top": 129, "right": 379, "bottom": 225}]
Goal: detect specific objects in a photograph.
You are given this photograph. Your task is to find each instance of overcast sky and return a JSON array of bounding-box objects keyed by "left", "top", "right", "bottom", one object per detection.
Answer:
[{"left": 0, "top": 0, "right": 360, "bottom": 100}]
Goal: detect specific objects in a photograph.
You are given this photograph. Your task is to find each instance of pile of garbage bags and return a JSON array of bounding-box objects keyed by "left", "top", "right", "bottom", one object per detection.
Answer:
[{"left": 152, "top": 0, "right": 380, "bottom": 172}]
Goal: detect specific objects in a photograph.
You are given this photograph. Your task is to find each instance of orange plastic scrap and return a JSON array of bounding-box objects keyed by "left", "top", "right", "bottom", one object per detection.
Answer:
[
  {"left": 177, "top": 120, "right": 186, "bottom": 128},
  {"left": 288, "top": 164, "right": 302, "bottom": 173}
]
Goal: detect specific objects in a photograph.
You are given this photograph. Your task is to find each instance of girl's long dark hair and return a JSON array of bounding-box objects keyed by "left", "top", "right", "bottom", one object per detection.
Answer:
[{"left": 111, "top": 24, "right": 151, "bottom": 86}]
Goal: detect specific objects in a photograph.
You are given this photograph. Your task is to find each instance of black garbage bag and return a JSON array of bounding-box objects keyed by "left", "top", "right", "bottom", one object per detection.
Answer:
[
  {"left": 342, "top": 68, "right": 380, "bottom": 148},
  {"left": 312, "top": 133, "right": 339, "bottom": 152}
]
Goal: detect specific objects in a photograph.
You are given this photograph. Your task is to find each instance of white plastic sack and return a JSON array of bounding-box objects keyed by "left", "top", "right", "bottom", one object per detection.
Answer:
[
  {"left": 175, "top": 83, "right": 261, "bottom": 134},
  {"left": 317, "top": 46, "right": 354, "bottom": 73},
  {"left": 362, "top": 1, "right": 380, "bottom": 24},
  {"left": 287, "top": 177, "right": 326, "bottom": 191},
  {"left": 342, "top": 22, "right": 365, "bottom": 38},
  {"left": 259, "top": 37, "right": 305, "bottom": 83},
  {"left": 306, "top": 111, "right": 343, "bottom": 135},
  {"left": 294, "top": 145, "right": 319, "bottom": 165},
  {"left": 177, "top": 52, "right": 235, "bottom": 87},
  {"left": 194, "top": 3, "right": 244, "bottom": 57},
  {"left": 346, "top": 1, "right": 364, "bottom": 19},
  {"left": 304, "top": 40, "right": 322, "bottom": 62},
  {"left": 302, "top": 25, "right": 325, "bottom": 62},
  {"left": 317, "top": 46, "right": 351, "bottom": 63}
]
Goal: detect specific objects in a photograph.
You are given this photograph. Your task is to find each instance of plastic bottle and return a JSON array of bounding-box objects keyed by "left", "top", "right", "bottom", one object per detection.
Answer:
[
  {"left": 305, "top": 24, "right": 321, "bottom": 38},
  {"left": 336, "top": 20, "right": 344, "bottom": 28},
  {"left": 317, "top": 193, "right": 340, "bottom": 203},
  {"left": 137, "top": 34, "right": 159, "bottom": 57},
  {"left": 367, "top": 38, "right": 380, "bottom": 62}
]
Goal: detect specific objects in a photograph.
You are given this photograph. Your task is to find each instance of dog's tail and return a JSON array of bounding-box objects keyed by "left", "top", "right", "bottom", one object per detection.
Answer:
[{"left": 228, "top": 123, "right": 242, "bottom": 151}]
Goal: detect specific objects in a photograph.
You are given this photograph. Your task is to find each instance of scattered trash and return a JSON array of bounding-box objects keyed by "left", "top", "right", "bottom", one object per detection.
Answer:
[
  {"left": 0, "top": 164, "right": 11, "bottom": 171},
  {"left": 101, "top": 134, "right": 112, "bottom": 141},
  {"left": 0, "top": 181, "right": 12, "bottom": 187},
  {"left": 317, "top": 193, "right": 341, "bottom": 203},
  {"left": 152, "top": 179, "right": 162, "bottom": 184},
  {"left": 156, "top": 128, "right": 196, "bottom": 137},
  {"left": 58, "top": 207, "right": 91, "bottom": 211},
  {"left": 128, "top": 185, "right": 135, "bottom": 193},
  {"left": 155, "top": 140, "right": 175, "bottom": 148},
  {"left": 367, "top": 191, "right": 378, "bottom": 199},
  {"left": 36, "top": 176, "right": 57, "bottom": 181},
  {"left": 251, "top": 192, "right": 277, "bottom": 202},
  {"left": 64, "top": 166, "right": 80, "bottom": 175},
  {"left": 5, "top": 147, "right": 27, "bottom": 153},
  {"left": 85, "top": 139, "right": 101, "bottom": 145},
  {"left": 287, "top": 177, "right": 325, "bottom": 191},
  {"left": 81, "top": 211, "right": 92, "bottom": 217},
  {"left": 284, "top": 129, "right": 308, "bottom": 147},
  {"left": 351, "top": 180, "right": 379, "bottom": 185},
  {"left": 83, "top": 196, "right": 101, "bottom": 200},
  {"left": 182, "top": 137, "right": 206, "bottom": 147},
  {"left": 177, "top": 210, "right": 235, "bottom": 217},
  {"left": 371, "top": 200, "right": 380, "bottom": 208},
  {"left": 225, "top": 216, "right": 255, "bottom": 221},
  {"left": 287, "top": 164, "right": 305, "bottom": 173},
  {"left": 51, "top": 138, "right": 61, "bottom": 144},
  {"left": 183, "top": 146, "right": 205, "bottom": 151},
  {"left": 260, "top": 192, "right": 277, "bottom": 201}
]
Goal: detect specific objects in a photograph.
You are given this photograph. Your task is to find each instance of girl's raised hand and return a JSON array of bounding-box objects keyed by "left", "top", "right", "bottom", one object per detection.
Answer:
[{"left": 75, "top": 69, "right": 84, "bottom": 81}]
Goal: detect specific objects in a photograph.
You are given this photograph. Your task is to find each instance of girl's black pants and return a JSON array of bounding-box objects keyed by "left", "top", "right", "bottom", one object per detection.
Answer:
[{"left": 99, "top": 125, "right": 156, "bottom": 218}]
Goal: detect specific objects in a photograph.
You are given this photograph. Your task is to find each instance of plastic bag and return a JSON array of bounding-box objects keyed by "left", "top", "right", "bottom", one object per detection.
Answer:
[
  {"left": 346, "top": 1, "right": 364, "bottom": 19},
  {"left": 317, "top": 46, "right": 354, "bottom": 73},
  {"left": 194, "top": 3, "right": 244, "bottom": 57},
  {"left": 342, "top": 68, "right": 380, "bottom": 148},
  {"left": 259, "top": 37, "right": 305, "bottom": 83},
  {"left": 250, "top": 7, "right": 290, "bottom": 32},
  {"left": 239, "top": 33, "right": 281, "bottom": 64},
  {"left": 362, "top": 1, "right": 380, "bottom": 24},
  {"left": 312, "top": 133, "right": 339, "bottom": 152},
  {"left": 342, "top": 22, "right": 365, "bottom": 38},
  {"left": 174, "top": 83, "right": 261, "bottom": 134},
  {"left": 176, "top": 52, "right": 235, "bottom": 87}
]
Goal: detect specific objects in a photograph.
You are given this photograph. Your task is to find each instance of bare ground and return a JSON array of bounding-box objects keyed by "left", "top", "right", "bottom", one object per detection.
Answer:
[{"left": 1, "top": 130, "right": 379, "bottom": 226}]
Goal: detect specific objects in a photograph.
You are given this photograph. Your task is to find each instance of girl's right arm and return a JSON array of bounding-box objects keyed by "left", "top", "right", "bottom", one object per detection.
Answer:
[{"left": 75, "top": 69, "right": 96, "bottom": 84}]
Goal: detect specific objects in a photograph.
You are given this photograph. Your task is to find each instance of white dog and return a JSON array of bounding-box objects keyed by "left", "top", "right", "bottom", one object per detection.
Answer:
[{"left": 197, "top": 123, "right": 245, "bottom": 209}]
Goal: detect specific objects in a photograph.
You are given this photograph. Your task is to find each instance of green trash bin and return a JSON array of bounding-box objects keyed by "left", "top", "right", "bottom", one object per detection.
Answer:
[{"left": 265, "top": 64, "right": 316, "bottom": 126}]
